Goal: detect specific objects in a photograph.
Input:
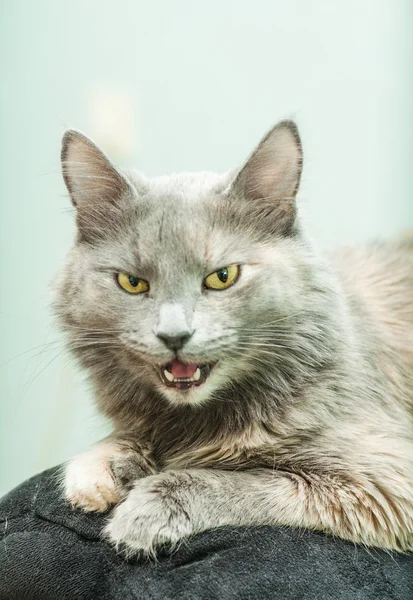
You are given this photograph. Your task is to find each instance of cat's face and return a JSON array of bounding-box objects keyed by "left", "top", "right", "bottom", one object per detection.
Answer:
[{"left": 57, "top": 122, "right": 305, "bottom": 406}]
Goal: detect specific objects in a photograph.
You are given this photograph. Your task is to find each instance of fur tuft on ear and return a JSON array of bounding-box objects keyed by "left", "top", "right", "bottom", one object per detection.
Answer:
[
  {"left": 61, "top": 130, "right": 129, "bottom": 208},
  {"left": 230, "top": 120, "right": 303, "bottom": 235}
]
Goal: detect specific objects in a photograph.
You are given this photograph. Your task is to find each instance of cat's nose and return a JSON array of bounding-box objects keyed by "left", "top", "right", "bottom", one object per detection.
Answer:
[
  {"left": 155, "top": 303, "right": 194, "bottom": 352},
  {"left": 156, "top": 331, "right": 193, "bottom": 351}
]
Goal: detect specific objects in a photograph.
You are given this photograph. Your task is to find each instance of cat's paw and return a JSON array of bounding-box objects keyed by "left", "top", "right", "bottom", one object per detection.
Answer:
[
  {"left": 64, "top": 449, "right": 122, "bottom": 512},
  {"left": 104, "top": 472, "right": 195, "bottom": 556}
]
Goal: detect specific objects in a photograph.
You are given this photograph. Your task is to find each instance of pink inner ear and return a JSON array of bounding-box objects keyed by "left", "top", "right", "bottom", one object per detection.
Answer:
[
  {"left": 62, "top": 131, "right": 127, "bottom": 207},
  {"left": 235, "top": 122, "right": 302, "bottom": 203}
]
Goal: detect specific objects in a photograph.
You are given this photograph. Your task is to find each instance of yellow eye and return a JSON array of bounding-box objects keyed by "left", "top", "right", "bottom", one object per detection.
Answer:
[
  {"left": 204, "top": 265, "right": 240, "bottom": 290},
  {"left": 116, "top": 273, "right": 149, "bottom": 294}
]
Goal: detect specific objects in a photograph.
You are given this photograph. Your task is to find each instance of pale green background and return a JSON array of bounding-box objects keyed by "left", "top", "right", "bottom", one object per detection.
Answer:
[{"left": 1, "top": 0, "right": 412, "bottom": 495}]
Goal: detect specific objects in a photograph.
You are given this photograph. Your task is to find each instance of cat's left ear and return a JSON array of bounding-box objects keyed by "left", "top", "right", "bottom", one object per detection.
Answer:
[{"left": 230, "top": 120, "right": 302, "bottom": 234}]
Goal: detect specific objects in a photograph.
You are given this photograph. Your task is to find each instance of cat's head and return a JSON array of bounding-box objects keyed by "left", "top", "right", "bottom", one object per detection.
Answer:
[{"left": 56, "top": 121, "right": 319, "bottom": 408}]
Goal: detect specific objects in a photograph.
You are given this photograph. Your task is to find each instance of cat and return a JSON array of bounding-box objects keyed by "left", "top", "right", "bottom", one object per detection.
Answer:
[{"left": 58, "top": 120, "right": 413, "bottom": 556}]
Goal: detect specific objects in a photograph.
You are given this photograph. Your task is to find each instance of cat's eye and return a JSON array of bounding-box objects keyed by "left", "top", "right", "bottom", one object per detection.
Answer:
[
  {"left": 116, "top": 273, "right": 149, "bottom": 294},
  {"left": 204, "top": 265, "right": 240, "bottom": 290}
]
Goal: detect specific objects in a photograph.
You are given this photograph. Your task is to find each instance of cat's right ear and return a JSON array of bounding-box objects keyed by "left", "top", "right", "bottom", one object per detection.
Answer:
[
  {"left": 61, "top": 130, "right": 133, "bottom": 241},
  {"left": 61, "top": 130, "right": 130, "bottom": 208}
]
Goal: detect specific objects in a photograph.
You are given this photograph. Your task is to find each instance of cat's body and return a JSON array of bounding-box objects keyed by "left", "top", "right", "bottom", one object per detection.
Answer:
[{"left": 59, "top": 122, "right": 413, "bottom": 554}]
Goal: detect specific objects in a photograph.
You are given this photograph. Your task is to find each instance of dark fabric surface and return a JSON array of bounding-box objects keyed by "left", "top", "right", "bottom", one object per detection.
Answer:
[{"left": 0, "top": 467, "right": 412, "bottom": 600}]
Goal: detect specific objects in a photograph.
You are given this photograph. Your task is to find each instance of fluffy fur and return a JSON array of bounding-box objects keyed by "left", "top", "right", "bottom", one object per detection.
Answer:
[{"left": 57, "top": 121, "right": 413, "bottom": 555}]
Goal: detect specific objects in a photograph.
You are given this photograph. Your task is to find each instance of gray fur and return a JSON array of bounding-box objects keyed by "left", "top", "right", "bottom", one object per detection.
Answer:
[{"left": 58, "top": 121, "right": 413, "bottom": 555}]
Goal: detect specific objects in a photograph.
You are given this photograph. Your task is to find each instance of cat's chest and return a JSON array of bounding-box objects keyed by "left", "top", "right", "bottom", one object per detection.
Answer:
[{"left": 153, "top": 421, "right": 278, "bottom": 470}]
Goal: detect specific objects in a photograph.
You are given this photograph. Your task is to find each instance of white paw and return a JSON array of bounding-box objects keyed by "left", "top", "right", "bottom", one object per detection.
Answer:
[
  {"left": 104, "top": 473, "right": 194, "bottom": 556},
  {"left": 64, "top": 447, "right": 123, "bottom": 512}
]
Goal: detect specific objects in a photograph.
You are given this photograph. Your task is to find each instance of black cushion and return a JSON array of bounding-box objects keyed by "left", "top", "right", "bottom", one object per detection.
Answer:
[{"left": 0, "top": 466, "right": 412, "bottom": 600}]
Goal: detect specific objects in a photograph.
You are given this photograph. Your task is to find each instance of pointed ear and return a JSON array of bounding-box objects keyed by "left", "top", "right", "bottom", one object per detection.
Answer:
[
  {"left": 230, "top": 120, "right": 302, "bottom": 234},
  {"left": 61, "top": 129, "right": 130, "bottom": 208},
  {"left": 61, "top": 130, "right": 134, "bottom": 241}
]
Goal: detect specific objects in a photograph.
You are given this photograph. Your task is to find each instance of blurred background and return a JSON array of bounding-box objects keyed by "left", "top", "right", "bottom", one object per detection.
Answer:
[{"left": 1, "top": 0, "right": 412, "bottom": 495}]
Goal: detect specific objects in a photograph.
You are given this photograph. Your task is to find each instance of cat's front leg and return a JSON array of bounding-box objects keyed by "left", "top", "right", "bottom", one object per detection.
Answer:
[
  {"left": 105, "top": 467, "right": 413, "bottom": 555},
  {"left": 105, "top": 469, "right": 287, "bottom": 555},
  {"left": 64, "top": 435, "right": 156, "bottom": 512}
]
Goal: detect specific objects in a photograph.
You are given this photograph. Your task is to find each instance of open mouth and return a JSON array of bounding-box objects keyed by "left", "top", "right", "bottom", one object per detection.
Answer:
[{"left": 160, "top": 358, "right": 215, "bottom": 390}]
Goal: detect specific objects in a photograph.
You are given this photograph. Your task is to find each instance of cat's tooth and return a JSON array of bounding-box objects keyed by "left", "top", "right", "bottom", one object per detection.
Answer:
[
  {"left": 193, "top": 368, "right": 201, "bottom": 381},
  {"left": 164, "top": 369, "right": 174, "bottom": 382}
]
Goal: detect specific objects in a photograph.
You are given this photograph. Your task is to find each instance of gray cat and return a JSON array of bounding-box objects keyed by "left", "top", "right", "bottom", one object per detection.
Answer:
[{"left": 58, "top": 120, "right": 413, "bottom": 556}]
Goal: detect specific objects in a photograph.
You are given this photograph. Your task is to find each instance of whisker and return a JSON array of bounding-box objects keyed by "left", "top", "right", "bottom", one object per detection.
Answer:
[
  {"left": 18, "top": 347, "right": 69, "bottom": 403},
  {"left": 234, "top": 346, "right": 284, "bottom": 358},
  {"left": 226, "top": 350, "right": 275, "bottom": 369},
  {"left": 237, "top": 341, "right": 290, "bottom": 350},
  {"left": 0, "top": 340, "right": 63, "bottom": 370},
  {"left": 233, "top": 311, "right": 305, "bottom": 331}
]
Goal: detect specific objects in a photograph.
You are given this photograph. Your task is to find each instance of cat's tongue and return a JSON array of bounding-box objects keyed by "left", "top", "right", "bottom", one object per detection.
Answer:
[{"left": 169, "top": 359, "right": 198, "bottom": 379}]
